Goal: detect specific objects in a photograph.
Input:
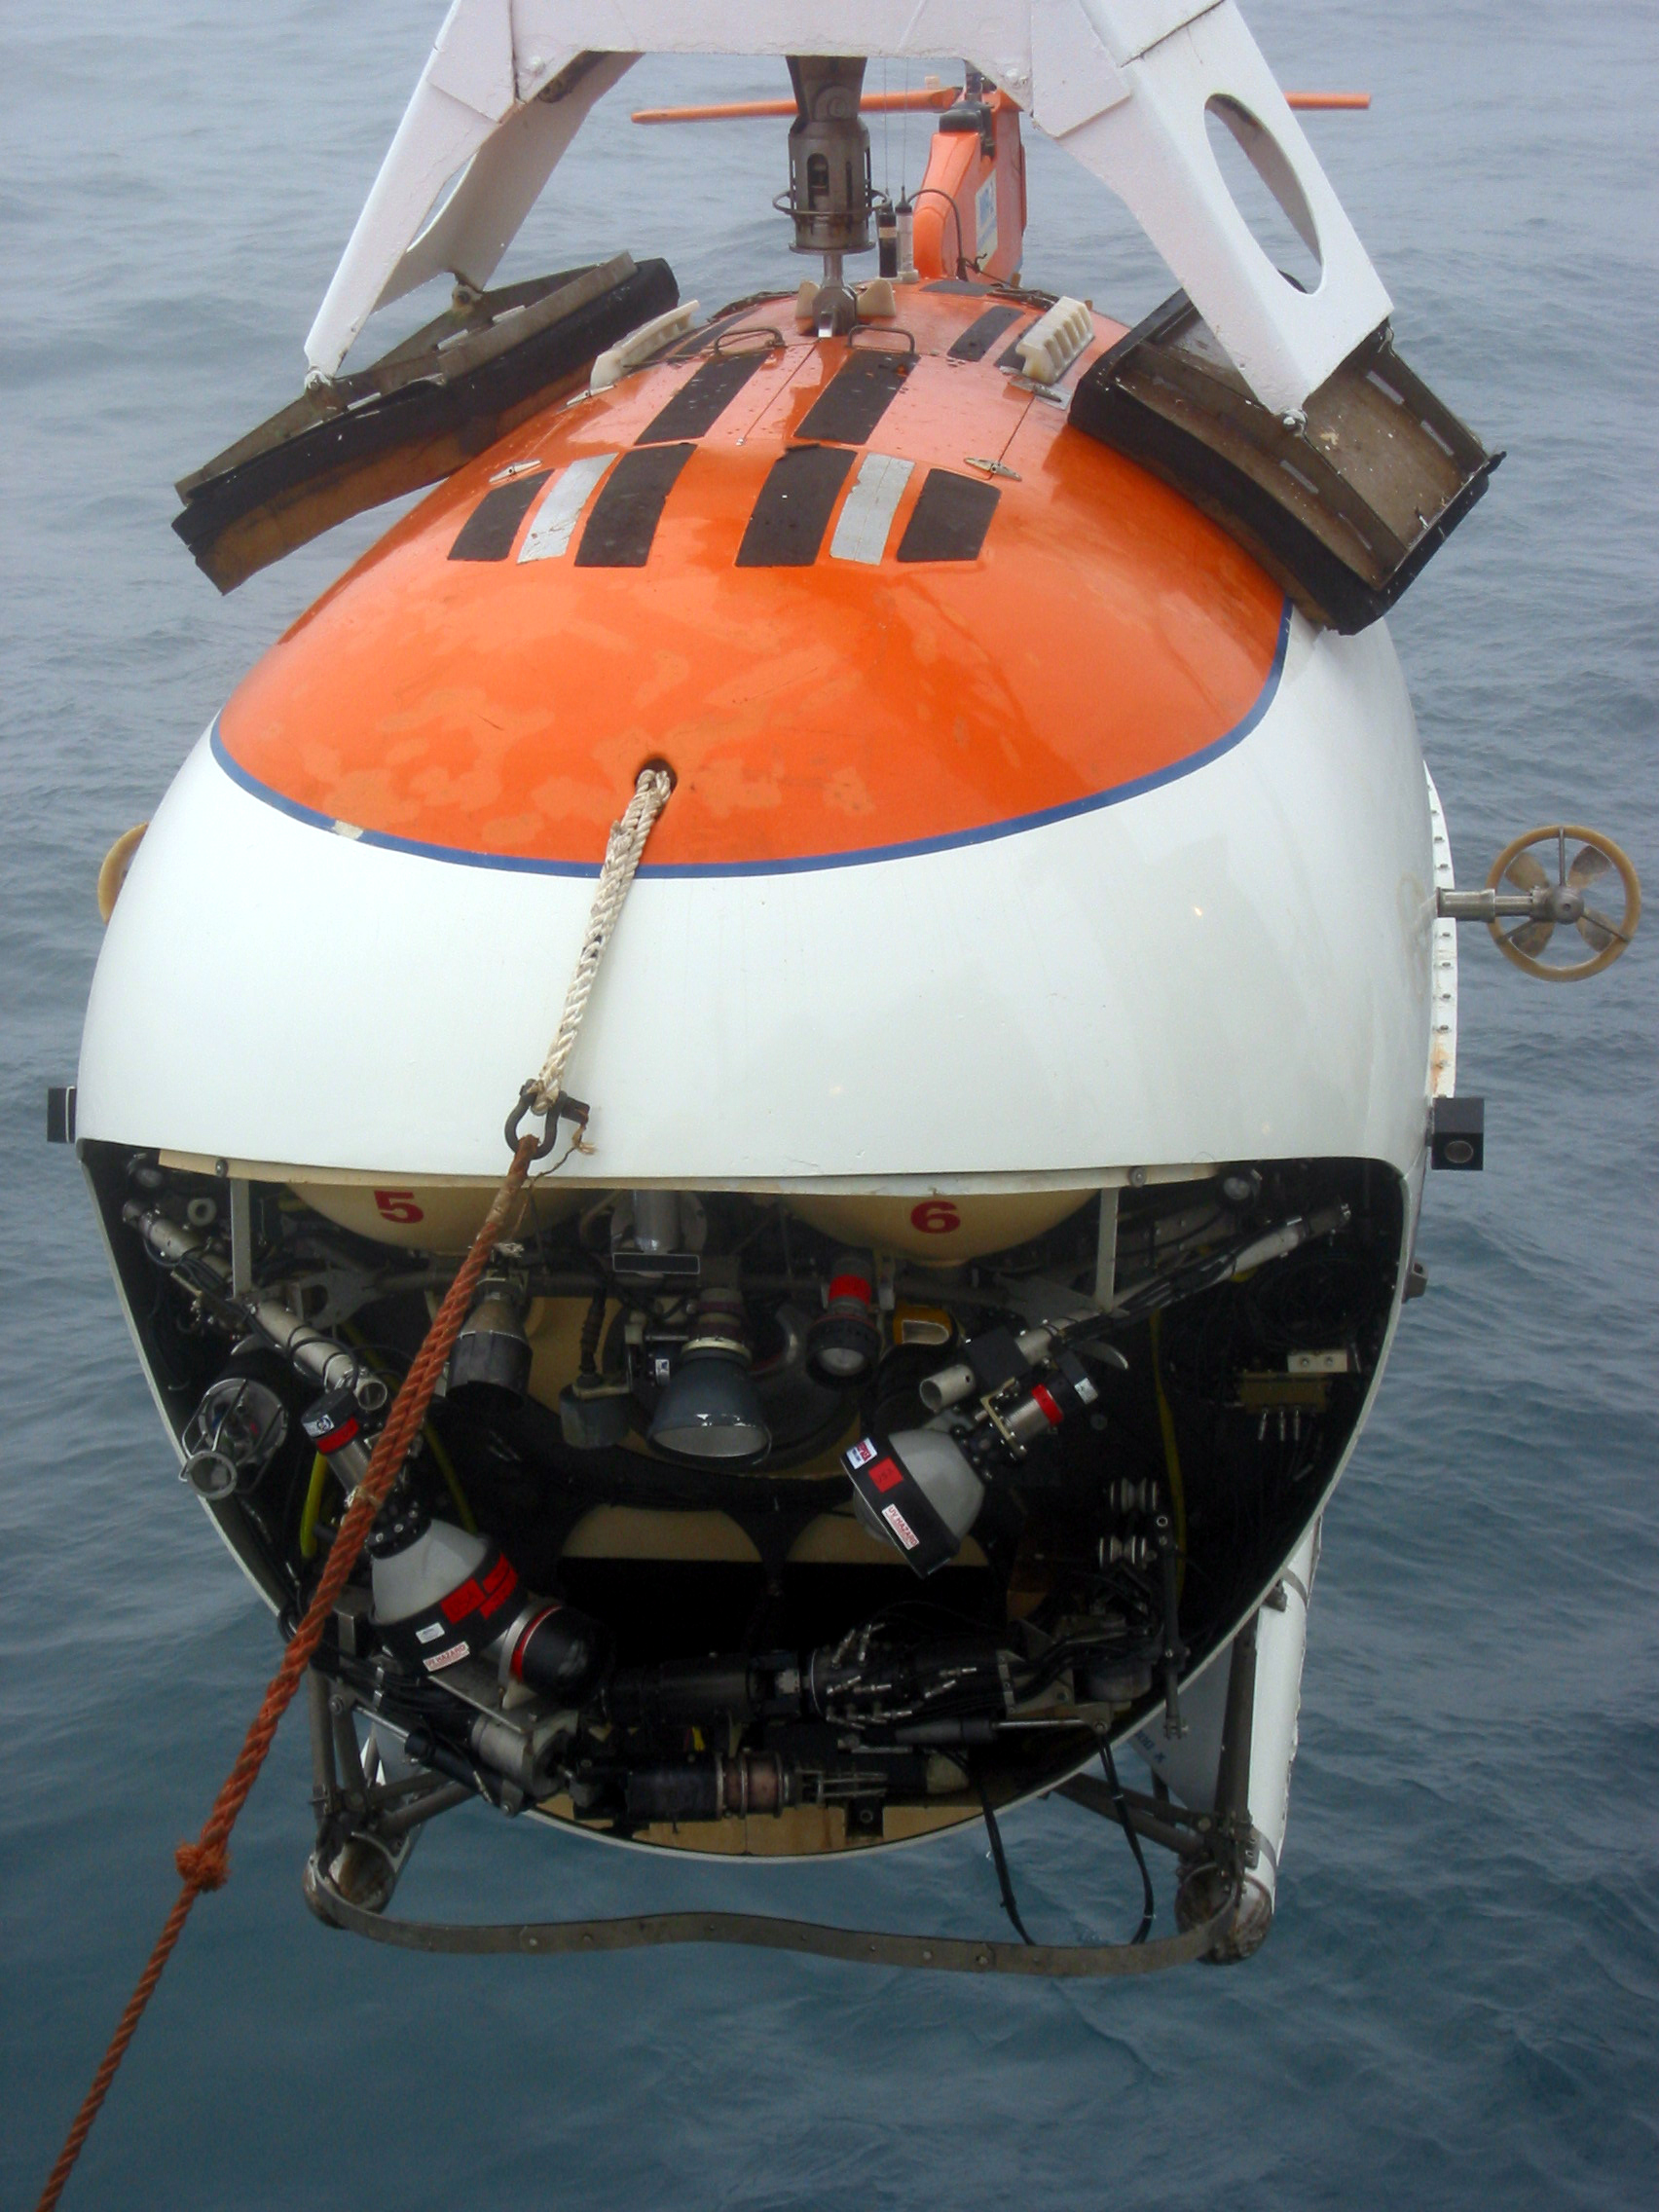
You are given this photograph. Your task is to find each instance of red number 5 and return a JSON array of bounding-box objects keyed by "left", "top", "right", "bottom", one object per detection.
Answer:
[{"left": 374, "top": 1189, "right": 424, "bottom": 1225}]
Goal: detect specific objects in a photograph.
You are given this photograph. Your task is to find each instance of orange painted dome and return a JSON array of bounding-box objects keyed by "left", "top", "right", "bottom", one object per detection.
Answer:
[{"left": 218, "top": 285, "right": 1286, "bottom": 877}]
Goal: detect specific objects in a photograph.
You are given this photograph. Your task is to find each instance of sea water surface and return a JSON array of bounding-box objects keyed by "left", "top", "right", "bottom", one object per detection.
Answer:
[{"left": 2, "top": 4, "right": 1655, "bottom": 2205}]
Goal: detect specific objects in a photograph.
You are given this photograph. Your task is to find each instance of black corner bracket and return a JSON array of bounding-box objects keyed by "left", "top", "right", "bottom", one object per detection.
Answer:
[
  {"left": 46, "top": 1084, "right": 77, "bottom": 1146},
  {"left": 1429, "top": 1095, "right": 1484, "bottom": 1170}
]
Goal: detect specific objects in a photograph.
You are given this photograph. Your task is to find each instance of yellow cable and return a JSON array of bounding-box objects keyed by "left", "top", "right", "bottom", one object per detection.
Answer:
[
  {"left": 341, "top": 1319, "right": 477, "bottom": 1534},
  {"left": 1148, "top": 1310, "right": 1188, "bottom": 1581},
  {"left": 298, "top": 1451, "right": 329, "bottom": 1561}
]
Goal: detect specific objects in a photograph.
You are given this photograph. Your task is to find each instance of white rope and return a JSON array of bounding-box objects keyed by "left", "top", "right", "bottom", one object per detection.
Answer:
[{"left": 527, "top": 766, "right": 674, "bottom": 1120}]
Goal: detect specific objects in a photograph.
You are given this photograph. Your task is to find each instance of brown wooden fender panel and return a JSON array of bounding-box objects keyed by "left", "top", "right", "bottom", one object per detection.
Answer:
[
  {"left": 1068, "top": 290, "right": 1501, "bottom": 634},
  {"left": 172, "top": 255, "right": 680, "bottom": 592}
]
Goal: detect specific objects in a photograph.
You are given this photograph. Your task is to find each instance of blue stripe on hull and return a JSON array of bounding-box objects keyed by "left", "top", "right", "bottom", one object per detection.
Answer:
[{"left": 209, "top": 599, "right": 1292, "bottom": 882}]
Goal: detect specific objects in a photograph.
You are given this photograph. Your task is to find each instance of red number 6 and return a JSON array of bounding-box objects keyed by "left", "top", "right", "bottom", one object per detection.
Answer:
[{"left": 910, "top": 1199, "right": 961, "bottom": 1235}]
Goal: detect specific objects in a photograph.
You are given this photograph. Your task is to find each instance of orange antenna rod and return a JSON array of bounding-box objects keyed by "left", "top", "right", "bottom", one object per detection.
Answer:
[
  {"left": 633, "top": 88, "right": 961, "bottom": 124},
  {"left": 633, "top": 88, "right": 1368, "bottom": 125}
]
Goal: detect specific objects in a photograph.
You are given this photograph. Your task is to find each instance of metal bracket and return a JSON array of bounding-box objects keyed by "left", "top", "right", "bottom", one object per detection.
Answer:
[{"left": 228, "top": 1178, "right": 254, "bottom": 1298}]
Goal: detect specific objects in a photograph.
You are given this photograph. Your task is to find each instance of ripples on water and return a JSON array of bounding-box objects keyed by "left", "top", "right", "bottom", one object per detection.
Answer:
[{"left": 2, "top": 4, "right": 1653, "bottom": 2204}]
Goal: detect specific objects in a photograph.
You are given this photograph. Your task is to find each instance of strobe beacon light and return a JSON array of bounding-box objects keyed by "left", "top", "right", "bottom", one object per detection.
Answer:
[{"left": 807, "top": 1249, "right": 882, "bottom": 1382}]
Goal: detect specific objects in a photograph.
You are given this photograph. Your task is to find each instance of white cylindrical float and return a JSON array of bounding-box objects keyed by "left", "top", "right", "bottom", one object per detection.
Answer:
[{"left": 1133, "top": 1519, "right": 1319, "bottom": 1958}]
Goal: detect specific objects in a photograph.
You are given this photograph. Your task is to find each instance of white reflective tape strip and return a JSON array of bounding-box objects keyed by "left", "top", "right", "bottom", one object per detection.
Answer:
[
  {"left": 520, "top": 454, "right": 618, "bottom": 562},
  {"left": 830, "top": 453, "right": 914, "bottom": 565}
]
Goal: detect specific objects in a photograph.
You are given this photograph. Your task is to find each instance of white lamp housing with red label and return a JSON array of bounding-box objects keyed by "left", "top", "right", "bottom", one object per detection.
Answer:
[{"left": 843, "top": 1326, "right": 1105, "bottom": 1575}]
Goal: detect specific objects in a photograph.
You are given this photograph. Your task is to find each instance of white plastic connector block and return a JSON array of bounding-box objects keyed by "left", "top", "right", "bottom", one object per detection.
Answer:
[
  {"left": 1015, "top": 295, "right": 1093, "bottom": 385},
  {"left": 589, "top": 301, "right": 699, "bottom": 390}
]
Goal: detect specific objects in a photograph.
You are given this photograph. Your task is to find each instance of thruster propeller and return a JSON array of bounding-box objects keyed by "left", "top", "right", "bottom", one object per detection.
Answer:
[{"left": 1438, "top": 824, "right": 1641, "bottom": 981}]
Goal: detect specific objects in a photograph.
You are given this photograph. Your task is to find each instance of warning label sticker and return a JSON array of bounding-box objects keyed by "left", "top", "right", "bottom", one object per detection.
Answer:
[
  {"left": 846, "top": 1437, "right": 878, "bottom": 1468},
  {"left": 422, "top": 1641, "right": 470, "bottom": 1672},
  {"left": 882, "top": 1502, "right": 920, "bottom": 1551}
]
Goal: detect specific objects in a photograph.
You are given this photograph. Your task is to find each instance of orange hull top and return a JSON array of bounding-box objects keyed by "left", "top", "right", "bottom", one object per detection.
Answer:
[{"left": 218, "top": 285, "right": 1287, "bottom": 876}]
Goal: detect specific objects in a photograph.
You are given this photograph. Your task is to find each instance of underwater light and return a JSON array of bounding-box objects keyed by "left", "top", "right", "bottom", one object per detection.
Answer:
[{"left": 648, "top": 1289, "right": 771, "bottom": 1465}]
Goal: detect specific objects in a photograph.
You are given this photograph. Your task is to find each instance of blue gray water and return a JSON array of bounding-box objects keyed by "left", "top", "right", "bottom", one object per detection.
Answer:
[{"left": 3, "top": 3, "right": 1655, "bottom": 2203}]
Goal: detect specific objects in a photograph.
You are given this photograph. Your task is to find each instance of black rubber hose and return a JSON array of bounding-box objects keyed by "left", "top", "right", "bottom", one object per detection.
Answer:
[
  {"left": 1101, "top": 1740, "right": 1155, "bottom": 1944},
  {"left": 977, "top": 1777, "right": 1033, "bottom": 1945}
]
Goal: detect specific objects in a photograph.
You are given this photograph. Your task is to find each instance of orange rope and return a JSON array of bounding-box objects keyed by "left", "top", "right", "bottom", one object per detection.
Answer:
[{"left": 34, "top": 1140, "right": 537, "bottom": 2212}]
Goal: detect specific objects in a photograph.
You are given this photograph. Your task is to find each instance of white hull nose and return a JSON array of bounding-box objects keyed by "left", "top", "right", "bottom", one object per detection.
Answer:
[{"left": 78, "top": 614, "right": 1436, "bottom": 1196}]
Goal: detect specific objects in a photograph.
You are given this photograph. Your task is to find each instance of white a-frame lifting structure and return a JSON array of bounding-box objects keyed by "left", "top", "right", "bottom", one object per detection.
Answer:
[{"left": 305, "top": 0, "right": 1391, "bottom": 419}]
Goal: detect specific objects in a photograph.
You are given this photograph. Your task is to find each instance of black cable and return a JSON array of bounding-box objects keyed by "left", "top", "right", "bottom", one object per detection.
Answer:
[
  {"left": 1101, "top": 1740, "right": 1155, "bottom": 1944},
  {"left": 907, "top": 184, "right": 968, "bottom": 277},
  {"left": 977, "top": 1777, "right": 1033, "bottom": 1945}
]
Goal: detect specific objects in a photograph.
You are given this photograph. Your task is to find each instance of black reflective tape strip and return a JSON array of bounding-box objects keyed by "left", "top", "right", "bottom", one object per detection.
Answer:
[
  {"left": 924, "top": 277, "right": 995, "bottom": 295},
  {"left": 793, "top": 354, "right": 909, "bottom": 445},
  {"left": 735, "top": 444, "right": 857, "bottom": 569},
  {"left": 895, "top": 468, "right": 1001, "bottom": 563},
  {"left": 573, "top": 443, "right": 694, "bottom": 568},
  {"left": 448, "top": 471, "right": 551, "bottom": 561},
  {"left": 948, "top": 305, "right": 1024, "bottom": 362},
  {"left": 637, "top": 352, "right": 765, "bottom": 444}
]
